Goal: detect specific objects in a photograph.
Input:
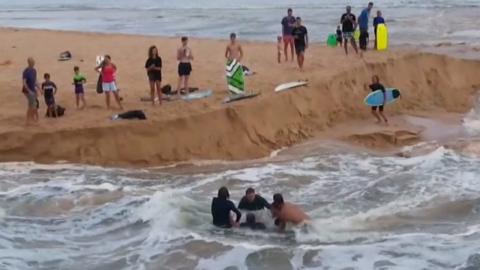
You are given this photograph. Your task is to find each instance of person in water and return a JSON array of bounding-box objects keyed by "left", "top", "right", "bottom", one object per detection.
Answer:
[
  {"left": 240, "top": 213, "right": 266, "bottom": 230},
  {"left": 369, "top": 75, "right": 388, "bottom": 124},
  {"left": 176, "top": 36, "right": 194, "bottom": 96},
  {"left": 238, "top": 187, "right": 271, "bottom": 211},
  {"left": 95, "top": 55, "right": 123, "bottom": 110},
  {"left": 73, "top": 66, "right": 87, "bottom": 109},
  {"left": 340, "top": 5, "right": 359, "bottom": 55},
  {"left": 41, "top": 73, "right": 57, "bottom": 118},
  {"left": 211, "top": 187, "right": 242, "bottom": 228},
  {"left": 271, "top": 193, "right": 310, "bottom": 232},
  {"left": 145, "top": 45, "right": 163, "bottom": 105},
  {"left": 373, "top": 10, "right": 385, "bottom": 50},
  {"left": 225, "top": 33, "right": 244, "bottom": 62}
]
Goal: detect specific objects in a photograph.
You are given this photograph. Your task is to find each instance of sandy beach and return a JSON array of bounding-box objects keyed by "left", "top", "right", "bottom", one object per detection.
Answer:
[{"left": 1, "top": 27, "right": 480, "bottom": 167}]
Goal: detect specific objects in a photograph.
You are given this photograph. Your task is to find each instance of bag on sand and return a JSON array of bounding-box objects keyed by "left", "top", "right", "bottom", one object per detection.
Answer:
[
  {"left": 161, "top": 84, "right": 172, "bottom": 95},
  {"left": 113, "top": 110, "right": 147, "bottom": 120},
  {"left": 46, "top": 105, "right": 66, "bottom": 118},
  {"left": 96, "top": 75, "right": 103, "bottom": 94}
]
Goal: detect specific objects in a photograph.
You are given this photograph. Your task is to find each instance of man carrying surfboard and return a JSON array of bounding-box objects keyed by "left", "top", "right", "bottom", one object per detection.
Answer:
[
  {"left": 340, "top": 6, "right": 359, "bottom": 55},
  {"left": 369, "top": 75, "right": 388, "bottom": 124}
]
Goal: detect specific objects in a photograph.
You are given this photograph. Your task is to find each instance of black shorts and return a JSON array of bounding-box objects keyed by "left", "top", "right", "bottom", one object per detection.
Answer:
[
  {"left": 148, "top": 72, "right": 162, "bottom": 82},
  {"left": 295, "top": 44, "right": 305, "bottom": 55},
  {"left": 45, "top": 96, "right": 55, "bottom": 107},
  {"left": 372, "top": 105, "right": 384, "bottom": 112},
  {"left": 178, "top": 62, "right": 192, "bottom": 76}
]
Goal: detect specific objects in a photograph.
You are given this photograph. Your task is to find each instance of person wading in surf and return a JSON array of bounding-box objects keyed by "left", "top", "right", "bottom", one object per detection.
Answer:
[
  {"left": 271, "top": 193, "right": 310, "bottom": 232},
  {"left": 211, "top": 187, "right": 242, "bottom": 228}
]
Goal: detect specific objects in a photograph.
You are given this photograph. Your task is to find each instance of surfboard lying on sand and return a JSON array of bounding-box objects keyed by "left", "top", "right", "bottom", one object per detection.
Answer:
[
  {"left": 364, "top": 88, "right": 401, "bottom": 106},
  {"left": 223, "top": 92, "right": 260, "bottom": 104},
  {"left": 182, "top": 89, "right": 213, "bottom": 101},
  {"left": 274, "top": 81, "right": 308, "bottom": 92}
]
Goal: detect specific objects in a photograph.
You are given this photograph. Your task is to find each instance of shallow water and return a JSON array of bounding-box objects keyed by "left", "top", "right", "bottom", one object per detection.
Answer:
[
  {"left": 2, "top": 114, "right": 480, "bottom": 269},
  {"left": 1, "top": 0, "right": 480, "bottom": 45}
]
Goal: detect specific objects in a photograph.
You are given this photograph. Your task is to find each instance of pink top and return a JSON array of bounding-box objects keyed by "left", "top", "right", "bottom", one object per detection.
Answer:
[{"left": 101, "top": 64, "right": 116, "bottom": 83}]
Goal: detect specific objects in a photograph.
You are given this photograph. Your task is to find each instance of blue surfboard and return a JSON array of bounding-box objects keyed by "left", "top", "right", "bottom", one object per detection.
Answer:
[{"left": 364, "top": 88, "right": 401, "bottom": 106}]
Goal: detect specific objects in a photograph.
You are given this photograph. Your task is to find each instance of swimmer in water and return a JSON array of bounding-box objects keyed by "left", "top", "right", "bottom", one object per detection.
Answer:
[
  {"left": 211, "top": 186, "right": 241, "bottom": 228},
  {"left": 271, "top": 193, "right": 310, "bottom": 232}
]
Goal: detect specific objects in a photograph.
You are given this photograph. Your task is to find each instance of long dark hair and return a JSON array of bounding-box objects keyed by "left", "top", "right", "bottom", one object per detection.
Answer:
[
  {"left": 148, "top": 46, "right": 158, "bottom": 59},
  {"left": 217, "top": 187, "right": 230, "bottom": 200}
]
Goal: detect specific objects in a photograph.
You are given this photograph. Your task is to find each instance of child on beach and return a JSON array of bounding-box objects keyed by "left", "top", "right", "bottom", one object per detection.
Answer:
[
  {"left": 95, "top": 55, "right": 123, "bottom": 110},
  {"left": 41, "top": 73, "right": 57, "bottom": 118},
  {"left": 336, "top": 25, "right": 343, "bottom": 47},
  {"left": 369, "top": 75, "right": 388, "bottom": 125},
  {"left": 176, "top": 36, "right": 194, "bottom": 96},
  {"left": 277, "top": 36, "right": 283, "bottom": 63},
  {"left": 73, "top": 66, "right": 87, "bottom": 109}
]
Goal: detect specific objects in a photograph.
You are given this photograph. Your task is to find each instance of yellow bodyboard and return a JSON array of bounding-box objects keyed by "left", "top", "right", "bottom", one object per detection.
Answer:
[
  {"left": 376, "top": 24, "right": 388, "bottom": 51},
  {"left": 354, "top": 29, "right": 360, "bottom": 41}
]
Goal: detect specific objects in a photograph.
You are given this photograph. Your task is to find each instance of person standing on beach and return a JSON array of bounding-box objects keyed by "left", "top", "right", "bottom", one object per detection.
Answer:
[
  {"left": 281, "top": 8, "right": 296, "bottom": 62},
  {"left": 369, "top": 75, "right": 388, "bottom": 124},
  {"left": 341, "top": 6, "right": 359, "bottom": 55},
  {"left": 358, "top": 2, "right": 374, "bottom": 51},
  {"left": 225, "top": 33, "right": 244, "bottom": 62},
  {"left": 95, "top": 55, "right": 123, "bottom": 110},
  {"left": 41, "top": 73, "right": 57, "bottom": 118},
  {"left": 73, "top": 66, "right": 87, "bottom": 109},
  {"left": 292, "top": 17, "right": 309, "bottom": 71},
  {"left": 373, "top": 10, "right": 385, "bottom": 50},
  {"left": 22, "top": 57, "right": 39, "bottom": 125},
  {"left": 145, "top": 45, "right": 163, "bottom": 105},
  {"left": 177, "top": 36, "right": 193, "bottom": 96},
  {"left": 277, "top": 36, "right": 283, "bottom": 63}
]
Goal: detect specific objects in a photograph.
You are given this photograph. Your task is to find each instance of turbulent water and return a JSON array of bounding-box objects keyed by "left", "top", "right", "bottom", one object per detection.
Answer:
[
  {"left": 1, "top": 112, "right": 480, "bottom": 269},
  {"left": 1, "top": 0, "right": 480, "bottom": 45}
]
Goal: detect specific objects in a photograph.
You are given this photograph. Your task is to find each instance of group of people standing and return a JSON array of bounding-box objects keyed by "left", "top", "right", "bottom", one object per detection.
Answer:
[
  {"left": 279, "top": 8, "right": 309, "bottom": 71},
  {"left": 211, "top": 187, "right": 310, "bottom": 231},
  {"left": 338, "top": 2, "right": 386, "bottom": 55}
]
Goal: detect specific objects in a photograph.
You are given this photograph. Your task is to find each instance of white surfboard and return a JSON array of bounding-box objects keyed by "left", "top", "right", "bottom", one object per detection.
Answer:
[
  {"left": 96, "top": 55, "right": 104, "bottom": 66},
  {"left": 182, "top": 89, "right": 213, "bottom": 101},
  {"left": 275, "top": 81, "right": 308, "bottom": 92}
]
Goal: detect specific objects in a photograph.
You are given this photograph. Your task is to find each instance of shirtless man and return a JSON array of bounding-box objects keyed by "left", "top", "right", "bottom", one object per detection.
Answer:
[
  {"left": 177, "top": 36, "right": 194, "bottom": 96},
  {"left": 271, "top": 193, "right": 310, "bottom": 232},
  {"left": 225, "top": 33, "right": 243, "bottom": 62}
]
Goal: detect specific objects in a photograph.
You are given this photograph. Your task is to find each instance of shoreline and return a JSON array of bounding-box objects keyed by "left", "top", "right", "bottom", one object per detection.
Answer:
[{"left": 1, "top": 27, "right": 480, "bottom": 167}]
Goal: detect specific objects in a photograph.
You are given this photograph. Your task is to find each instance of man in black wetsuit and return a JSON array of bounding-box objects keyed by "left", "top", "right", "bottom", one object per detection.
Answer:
[
  {"left": 211, "top": 187, "right": 242, "bottom": 228},
  {"left": 238, "top": 188, "right": 271, "bottom": 211}
]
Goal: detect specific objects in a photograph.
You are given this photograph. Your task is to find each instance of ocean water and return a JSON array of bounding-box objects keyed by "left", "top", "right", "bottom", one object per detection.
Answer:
[
  {"left": 1, "top": 0, "right": 480, "bottom": 45},
  {"left": 1, "top": 107, "right": 480, "bottom": 269}
]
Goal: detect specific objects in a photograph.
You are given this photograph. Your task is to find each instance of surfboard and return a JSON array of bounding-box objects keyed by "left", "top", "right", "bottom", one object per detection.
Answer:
[
  {"left": 274, "top": 81, "right": 308, "bottom": 92},
  {"left": 376, "top": 24, "right": 388, "bottom": 51},
  {"left": 327, "top": 34, "right": 338, "bottom": 47},
  {"left": 96, "top": 55, "right": 104, "bottom": 66},
  {"left": 354, "top": 29, "right": 360, "bottom": 42},
  {"left": 223, "top": 92, "right": 260, "bottom": 104},
  {"left": 226, "top": 59, "right": 245, "bottom": 95},
  {"left": 364, "top": 88, "right": 401, "bottom": 106},
  {"left": 182, "top": 89, "right": 213, "bottom": 101}
]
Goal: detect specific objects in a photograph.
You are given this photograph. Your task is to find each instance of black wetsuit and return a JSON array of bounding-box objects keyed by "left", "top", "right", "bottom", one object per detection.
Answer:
[
  {"left": 238, "top": 195, "right": 271, "bottom": 211},
  {"left": 370, "top": 82, "right": 386, "bottom": 111},
  {"left": 211, "top": 197, "right": 241, "bottom": 228}
]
